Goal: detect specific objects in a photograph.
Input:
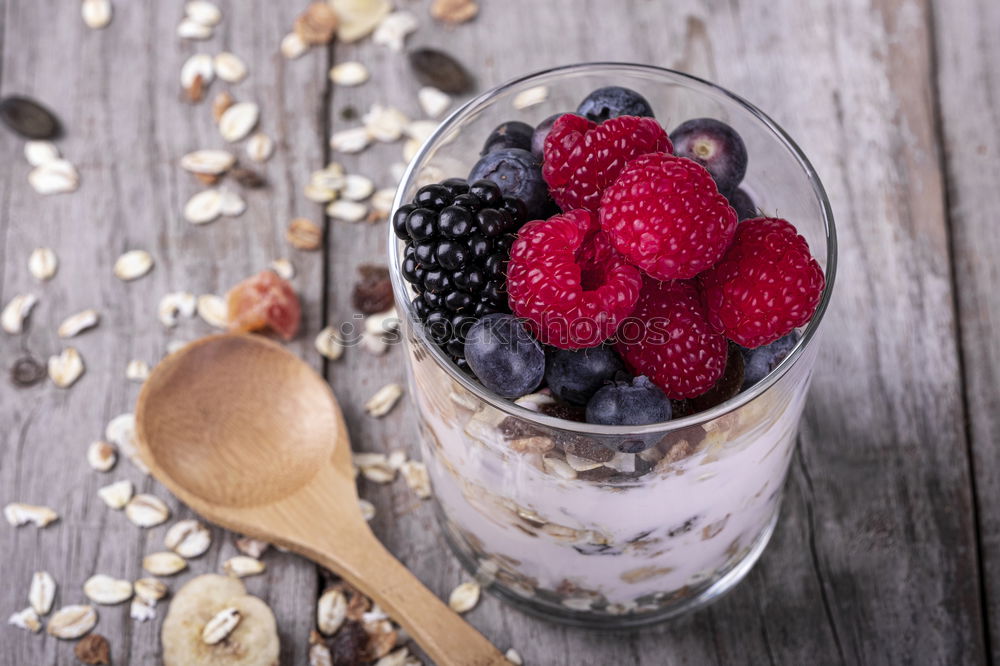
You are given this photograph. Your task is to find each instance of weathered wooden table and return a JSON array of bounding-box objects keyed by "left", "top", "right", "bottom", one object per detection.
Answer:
[{"left": 2, "top": 1, "right": 998, "bottom": 664}]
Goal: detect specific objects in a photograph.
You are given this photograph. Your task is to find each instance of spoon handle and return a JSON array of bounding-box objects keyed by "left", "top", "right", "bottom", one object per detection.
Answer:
[{"left": 300, "top": 525, "right": 509, "bottom": 666}]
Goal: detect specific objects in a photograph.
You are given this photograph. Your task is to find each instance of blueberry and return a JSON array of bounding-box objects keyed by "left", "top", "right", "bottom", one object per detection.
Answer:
[
  {"left": 392, "top": 204, "right": 416, "bottom": 239},
  {"left": 741, "top": 332, "right": 800, "bottom": 389},
  {"left": 414, "top": 184, "right": 452, "bottom": 210},
  {"left": 464, "top": 313, "right": 545, "bottom": 398},
  {"left": 438, "top": 205, "right": 474, "bottom": 237},
  {"left": 481, "top": 121, "right": 534, "bottom": 155},
  {"left": 585, "top": 376, "right": 672, "bottom": 448},
  {"left": 531, "top": 113, "right": 565, "bottom": 157},
  {"left": 545, "top": 346, "right": 625, "bottom": 406},
  {"left": 727, "top": 187, "right": 757, "bottom": 222},
  {"left": 468, "top": 149, "right": 550, "bottom": 220},
  {"left": 405, "top": 208, "right": 438, "bottom": 241},
  {"left": 669, "top": 118, "right": 748, "bottom": 195},
  {"left": 576, "top": 87, "right": 654, "bottom": 123}
]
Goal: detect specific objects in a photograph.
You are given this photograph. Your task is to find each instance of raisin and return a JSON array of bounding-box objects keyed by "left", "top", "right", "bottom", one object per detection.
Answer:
[
  {"left": 327, "top": 620, "right": 370, "bottom": 666},
  {"left": 351, "top": 264, "right": 393, "bottom": 315}
]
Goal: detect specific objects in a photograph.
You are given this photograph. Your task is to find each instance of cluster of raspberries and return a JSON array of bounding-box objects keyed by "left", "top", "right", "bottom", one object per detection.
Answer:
[{"left": 506, "top": 113, "right": 825, "bottom": 399}]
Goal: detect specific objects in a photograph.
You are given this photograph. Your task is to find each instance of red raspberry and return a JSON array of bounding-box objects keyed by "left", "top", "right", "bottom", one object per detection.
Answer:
[
  {"left": 614, "top": 278, "right": 728, "bottom": 399},
  {"left": 600, "top": 153, "right": 737, "bottom": 280},
  {"left": 699, "top": 217, "right": 825, "bottom": 348},
  {"left": 542, "top": 114, "right": 671, "bottom": 212},
  {"left": 507, "top": 209, "right": 642, "bottom": 349}
]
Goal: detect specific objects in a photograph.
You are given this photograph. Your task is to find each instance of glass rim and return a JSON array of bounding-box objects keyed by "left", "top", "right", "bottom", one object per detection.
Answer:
[{"left": 389, "top": 61, "right": 838, "bottom": 436}]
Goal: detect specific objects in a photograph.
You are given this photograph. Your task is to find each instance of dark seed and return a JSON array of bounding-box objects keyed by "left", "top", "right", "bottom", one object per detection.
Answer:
[
  {"left": 10, "top": 356, "right": 45, "bottom": 387},
  {"left": 326, "top": 620, "right": 370, "bottom": 666},
  {"left": 230, "top": 167, "right": 267, "bottom": 189},
  {"left": 0, "top": 96, "right": 61, "bottom": 139},
  {"left": 351, "top": 264, "right": 394, "bottom": 314},
  {"left": 408, "top": 48, "right": 474, "bottom": 94}
]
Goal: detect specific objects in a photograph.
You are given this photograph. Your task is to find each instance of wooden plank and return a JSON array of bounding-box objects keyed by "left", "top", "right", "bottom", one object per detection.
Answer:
[
  {"left": 327, "top": 0, "right": 986, "bottom": 663},
  {"left": 931, "top": 0, "right": 1000, "bottom": 659},
  {"left": 0, "top": 2, "right": 328, "bottom": 663}
]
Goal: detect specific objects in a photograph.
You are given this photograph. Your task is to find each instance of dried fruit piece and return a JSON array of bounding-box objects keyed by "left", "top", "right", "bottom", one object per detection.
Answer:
[
  {"left": 7, "top": 607, "right": 42, "bottom": 633},
  {"left": 330, "top": 62, "right": 369, "bottom": 86},
  {"left": 97, "top": 480, "right": 133, "bottom": 509},
  {"left": 408, "top": 48, "right": 472, "bottom": 93},
  {"left": 287, "top": 217, "right": 323, "bottom": 250},
  {"left": 224, "top": 556, "right": 266, "bottom": 578},
  {"left": 448, "top": 581, "right": 480, "bottom": 613},
  {"left": 28, "top": 247, "right": 58, "bottom": 280},
  {"left": 75, "top": 634, "right": 111, "bottom": 664},
  {"left": 328, "top": 620, "right": 370, "bottom": 664},
  {"left": 143, "top": 552, "right": 188, "bottom": 577},
  {"left": 295, "top": 2, "right": 339, "bottom": 45},
  {"left": 87, "top": 441, "right": 118, "bottom": 472},
  {"left": 430, "top": 0, "right": 478, "bottom": 23},
  {"left": 202, "top": 606, "right": 242, "bottom": 644},
  {"left": 317, "top": 587, "right": 348, "bottom": 635},
  {"left": 352, "top": 265, "right": 392, "bottom": 314},
  {"left": 364, "top": 383, "right": 403, "bottom": 418},
  {"left": 81, "top": 0, "right": 113, "bottom": 29},
  {"left": 58, "top": 309, "right": 100, "bottom": 338},
  {"left": 83, "top": 575, "right": 133, "bottom": 605},
  {"left": 125, "top": 494, "right": 170, "bottom": 527},
  {"left": 29, "top": 159, "right": 79, "bottom": 194},
  {"left": 2, "top": 293, "right": 38, "bottom": 334},
  {"left": 114, "top": 250, "right": 154, "bottom": 281},
  {"left": 165, "top": 519, "right": 212, "bottom": 558},
  {"left": 47, "top": 604, "right": 97, "bottom": 639},
  {"left": 29, "top": 571, "right": 56, "bottom": 615},
  {"left": 214, "top": 52, "right": 248, "bottom": 83},
  {"left": 245, "top": 132, "right": 274, "bottom": 162},
  {"left": 331, "top": 0, "right": 391, "bottom": 43},
  {"left": 48, "top": 347, "right": 85, "bottom": 388},
  {"left": 226, "top": 270, "right": 302, "bottom": 340},
  {"left": 219, "top": 102, "right": 260, "bottom": 142},
  {"left": 0, "top": 95, "right": 60, "bottom": 139}
]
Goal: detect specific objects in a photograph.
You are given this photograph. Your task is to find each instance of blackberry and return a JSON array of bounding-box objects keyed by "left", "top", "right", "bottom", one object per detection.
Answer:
[{"left": 397, "top": 178, "right": 528, "bottom": 366}]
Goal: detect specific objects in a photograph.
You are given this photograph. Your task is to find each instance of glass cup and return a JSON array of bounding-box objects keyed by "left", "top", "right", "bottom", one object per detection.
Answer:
[{"left": 388, "top": 63, "right": 836, "bottom": 627}]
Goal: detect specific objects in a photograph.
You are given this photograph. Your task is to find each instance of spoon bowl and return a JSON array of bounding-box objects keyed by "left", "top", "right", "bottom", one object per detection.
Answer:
[{"left": 136, "top": 333, "right": 507, "bottom": 666}]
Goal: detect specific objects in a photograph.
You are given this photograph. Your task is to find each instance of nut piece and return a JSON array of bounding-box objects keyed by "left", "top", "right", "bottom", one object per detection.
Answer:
[
  {"left": 97, "top": 480, "right": 133, "bottom": 510},
  {"left": 401, "top": 461, "right": 431, "bottom": 499},
  {"left": 48, "top": 347, "right": 85, "bottom": 388},
  {"left": 2, "top": 293, "right": 38, "bottom": 334},
  {"left": 280, "top": 31, "right": 308, "bottom": 59},
  {"left": 364, "top": 383, "right": 403, "bottom": 418},
  {"left": 28, "top": 247, "right": 58, "bottom": 280},
  {"left": 418, "top": 86, "right": 451, "bottom": 119},
  {"left": 295, "top": 2, "right": 339, "bottom": 45},
  {"left": 125, "top": 494, "right": 170, "bottom": 527},
  {"left": 159, "top": 292, "right": 197, "bottom": 327},
  {"left": 317, "top": 587, "right": 348, "bottom": 635},
  {"left": 202, "top": 606, "right": 242, "bottom": 645},
  {"left": 245, "top": 132, "right": 274, "bottom": 162},
  {"left": 315, "top": 326, "right": 345, "bottom": 361},
  {"left": 29, "top": 159, "right": 79, "bottom": 194},
  {"left": 47, "top": 604, "right": 98, "bottom": 639},
  {"left": 181, "top": 149, "right": 236, "bottom": 175},
  {"left": 165, "top": 519, "right": 212, "bottom": 558},
  {"left": 330, "top": 62, "right": 370, "bottom": 86},
  {"left": 126, "top": 359, "right": 151, "bottom": 382},
  {"left": 214, "top": 52, "right": 248, "bottom": 83},
  {"left": 219, "top": 102, "right": 260, "bottom": 143},
  {"left": 58, "top": 308, "right": 100, "bottom": 338},
  {"left": 29, "top": 571, "right": 56, "bottom": 615},
  {"left": 235, "top": 537, "right": 270, "bottom": 559},
  {"left": 448, "top": 581, "right": 480, "bottom": 613},
  {"left": 143, "top": 552, "right": 188, "bottom": 577},
  {"left": 4, "top": 503, "right": 59, "bottom": 527},
  {"left": 25, "top": 140, "right": 60, "bottom": 166},
  {"left": 114, "top": 250, "right": 154, "bottom": 281},
  {"left": 431, "top": 0, "right": 478, "bottom": 23},
  {"left": 83, "top": 575, "right": 134, "bottom": 605},
  {"left": 286, "top": 217, "right": 323, "bottom": 250},
  {"left": 224, "top": 556, "right": 266, "bottom": 578},
  {"left": 75, "top": 634, "right": 111, "bottom": 665},
  {"left": 88, "top": 441, "right": 118, "bottom": 472},
  {"left": 134, "top": 578, "right": 168, "bottom": 604},
  {"left": 8, "top": 607, "right": 42, "bottom": 633}
]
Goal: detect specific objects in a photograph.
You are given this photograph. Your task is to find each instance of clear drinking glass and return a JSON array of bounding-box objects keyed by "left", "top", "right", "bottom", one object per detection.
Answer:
[{"left": 388, "top": 63, "right": 836, "bottom": 627}]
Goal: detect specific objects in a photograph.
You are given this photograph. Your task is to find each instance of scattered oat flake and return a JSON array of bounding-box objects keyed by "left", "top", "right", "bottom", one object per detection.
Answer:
[
  {"left": 327, "top": 199, "right": 367, "bottom": 223},
  {"left": 354, "top": 453, "right": 396, "bottom": 483},
  {"left": 82, "top": 0, "right": 113, "bottom": 29},
  {"left": 25, "top": 249, "right": 56, "bottom": 284},
  {"left": 505, "top": 648, "right": 523, "bottom": 665},
  {"left": 130, "top": 598, "right": 157, "bottom": 622},
  {"left": 305, "top": 183, "right": 337, "bottom": 203},
  {"left": 98, "top": 479, "right": 133, "bottom": 510},
  {"left": 83, "top": 575, "right": 133, "bottom": 605},
  {"left": 331, "top": 0, "right": 391, "bottom": 43},
  {"left": 181, "top": 53, "right": 215, "bottom": 91},
  {"left": 159, "top": 292, "right": 197, "bottom": 327},
  {"left": 48, "top": 347, "right": 85, "bottom": 388},
  {"left": 317, "top": 587, "right": 348, "bottom": 635},
  {"left": 448, "top": 581, "right": 480, "bottom": 613},
  {"left": 295, "top": 2, "right": 339, "bottom": 45},
  {"left": 29, "top": 571, "right": 56, "bottom": 616},
  {"left": 235, "top": 536, "right": 270, "bottom": 559},
  {"left": 287, "top": 217, "right": 323, "bottom": 250},
  {"left": 143, "top": 552, "right": 188, "bottom": 577},
  {"left": 2, "top": 293, "right": 38, "bottom": 334},
  {"left": 270, "top": 258, "right": 294, "bottom": 280},
  {"left": 24, "top": 140, "right": 59, "bottom": 166},
  {"left": 75, "top": 634, "right": 111, "bottom": 665},
  {"left": 126, "top": 359, "right": 151, "bottom": 382},
  {"left": 406, "top": 120, "right": 437, "bottom": 145},
  {"left": 376, "top": 647, "right": 410, "bottom": 666},
  {"left": 330, "top": 126, "right": 370, "bottom": 153},
  {"left": 280, "top": 31, "right": 308, "bottom": 59},
  {"left": 47, "top": 604, "right": 98, "bottom": 640},
  {"left": 214, "top": 52, "right": 247, "bottom": 83},
  {"left": 365, "top": 308, "right": 399, "bottom": 336},
  {"left": 246, "top": 132, "right": 274, "bottom": 162},
  {"left": 358, "top": 498, "right": 375, "bottom": 521},
  {"left": 224, "top": 555, "right": 266, "bottom": 578},
  {"left": 125, "top": 494, "right": 170, "bottom": 527},
  {"left": 58, "top": 308, "right": 100, "bottom": 338},
  {"left": 178, "top": 17, "right": 212, "bottom": 40},
  {"left": 371, "top": 188, "right": 395, "bottom": 215},
  {"left": 197, "top": 294, "right": 228, "bottom": 328},
  {"left": 134, "top": 578, "right": 167, "bottom": 604},
  {"left": 88, "top": 441, "right": 118, "bottom": 472},
  {"left": 401, "top": 461, "right": 432, "bottom": 499},
  {"left": 8, "top": 607, "right": 42, "bottom": 633},
  {"left": 402, "top": 139, "right": 420, "bottom": 163},
  {"left": 364, "top": 383, "right": 403, "bottom": 418},
  {"left": 514, "top": 86, "right": 549, "bottom": 110},
  {"left": 373, "top": 11, "right": 418, "bottom": 52},
  {"left": 181, "top": 149, "right": 235, "bottom": 175},
  {"left": 330, "top": 62, "right": 370, "bottom": 86},
  {"left": 418, "top": 87, "right": 451, "bottom": 119},
  {"left": 186, "top": 0, "right": 222, "bottom": 26},
  {"left": 114, "top": 250, "right": 154, "bottom": 281},
  {"left": 315, "top": 326, "right": 345, "bottom": 360},
  {"left": 219, "top": 102, "right": 260, "bottom": 142},
  {"left": 29, "top": 159, "right": 79, "bottom": 194},
  {"left": 202, "top": 606, "right": 242, "bottom": 645},
  {"left": 342, "top": 174, "right": 375, "bottom": 201},
  {"left": 165, "top": 519, "right": 212, "bottom": 558},
  {"left": 310, "top": 643, "right": 334, "bottom": 666},
  {"left": 362, "top": 331, "right": 388, "bottom": 356},
  {"left": 363, "top": 104, "right": 409, "bottom": 142},
  {"left": 220, "top": 188, "right": 246, "bottom": 216}
]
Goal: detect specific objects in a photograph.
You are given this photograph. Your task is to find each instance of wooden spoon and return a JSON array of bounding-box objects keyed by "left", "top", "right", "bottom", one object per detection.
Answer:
[{"left": 135, "top": 333, "right": 508, "bottom": 666}]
